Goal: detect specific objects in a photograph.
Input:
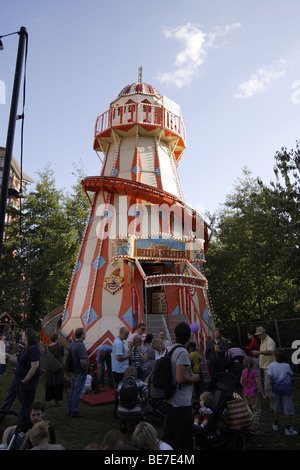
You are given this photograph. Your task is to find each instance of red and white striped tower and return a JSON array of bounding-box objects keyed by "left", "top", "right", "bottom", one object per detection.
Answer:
[{"left": 59, "top": 68, "right": 215, "bottom": 361}]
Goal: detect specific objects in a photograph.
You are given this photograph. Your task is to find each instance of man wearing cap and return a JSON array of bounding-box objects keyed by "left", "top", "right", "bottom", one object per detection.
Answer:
[{"left": 252, "top": 326, "right": 276, "bottom": 412}]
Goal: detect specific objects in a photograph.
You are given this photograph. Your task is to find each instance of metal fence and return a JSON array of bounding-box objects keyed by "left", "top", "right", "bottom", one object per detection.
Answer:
[{"left": 223, "top": 318, "right": 300, "bottom": 378}]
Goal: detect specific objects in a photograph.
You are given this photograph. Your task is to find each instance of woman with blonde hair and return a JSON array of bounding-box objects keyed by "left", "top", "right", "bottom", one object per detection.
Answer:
[
  {"left": 132, "top": 421, "right": 172, "bottom": 450},
  {"left": 30, "top": 420, "right": 65, "bottom": 450},
  {"left": 151, "top": 338, "right": 167, "bottom": 360},
  {"left": 129, "top": 335, "right": 148, "bottom": 381}
]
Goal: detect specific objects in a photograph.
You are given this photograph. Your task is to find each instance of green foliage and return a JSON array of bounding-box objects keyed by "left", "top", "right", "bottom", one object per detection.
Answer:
[
  {"left": 0, "top": 161, "right": 91, "bottom": 327},
  {"left": 0, "top": 213, "right": 24, "bottom": 321},
  {"left": 205, "top": 142, "right": 300, "bottom": 329}
]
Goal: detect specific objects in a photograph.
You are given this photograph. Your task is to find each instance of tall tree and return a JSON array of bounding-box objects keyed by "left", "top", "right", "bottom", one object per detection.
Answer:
[
  {"left": 64, "top": 162, "right": 91, "bottom": 245},
  {"left": 204, "top": 167, "right": 291, "bottom": 328},
  {"left": 259, "top": 141, "right": 300, "bottom": 315},
  {"left": 21, "top": 163, "right": 91, "bottom": 325},
  {"left": 0, "top": 210, "right": 24, "bottom": 319}
]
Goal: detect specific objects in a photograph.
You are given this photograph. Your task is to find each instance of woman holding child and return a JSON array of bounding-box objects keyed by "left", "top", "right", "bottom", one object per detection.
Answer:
[{"left": 129, "top": 335, "right": 148, "bottom": 381}]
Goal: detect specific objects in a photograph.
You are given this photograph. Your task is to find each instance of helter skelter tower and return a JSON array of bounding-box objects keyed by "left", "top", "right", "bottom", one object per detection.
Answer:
[{"left": 58, "top": 68, "right": 215, "bottom": 360}]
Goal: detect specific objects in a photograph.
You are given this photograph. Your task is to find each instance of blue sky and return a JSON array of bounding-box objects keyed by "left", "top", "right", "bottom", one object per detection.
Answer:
[{"left": 1, "top": 0, "right": 300, "bottom": 215}]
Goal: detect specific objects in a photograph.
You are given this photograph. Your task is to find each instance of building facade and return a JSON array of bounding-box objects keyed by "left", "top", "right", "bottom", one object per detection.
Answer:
[{"left": 0, "top": 146, "right": 34, "bottom": 227}]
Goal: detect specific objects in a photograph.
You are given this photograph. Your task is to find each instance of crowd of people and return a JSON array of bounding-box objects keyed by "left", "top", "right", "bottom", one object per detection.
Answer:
[{"left": 0, "top": 320, "right": 298, "bottom": 450}]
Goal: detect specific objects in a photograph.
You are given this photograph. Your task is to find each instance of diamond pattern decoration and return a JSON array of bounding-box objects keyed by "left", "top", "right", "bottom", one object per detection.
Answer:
[
  {"left": 203, "top": 307, "right": 212, "bottom": 327},
  {"left": 93, "top": 256, "right": 106, "bottom": 271},
  {"left": 122, "top": 306, "right": 136, "bottom": 329},
  {"left": 132, "top": 165, "right": 142, "bottom": 175},
  {"left": 172, "top": 306, "right": 180, "bottom": 315},
  {"left": 82, "top": 307, "right": 98, "bottom": 329},
  {"left": 74, "top": 260, "right": 82, "bottom": 275}
]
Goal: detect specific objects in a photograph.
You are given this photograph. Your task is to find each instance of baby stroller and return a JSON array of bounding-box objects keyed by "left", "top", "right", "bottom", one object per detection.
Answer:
[
  {"left": 0, "top": 410, "right": 22, "bottom": 450},
  {"left": 148, "top": 397, "right": 166, "bottom": 420},
  {"left": 193, "top": 372, "right": 250, "bottom": 450}
]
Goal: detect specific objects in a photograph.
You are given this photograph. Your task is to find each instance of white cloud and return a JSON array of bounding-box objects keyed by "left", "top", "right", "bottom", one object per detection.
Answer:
[
  {"left": 235, "top": 59, "right": 287, "bottom": 99},
  {"left": 157, "top": 22, "right": 241, "bottom": 88}
]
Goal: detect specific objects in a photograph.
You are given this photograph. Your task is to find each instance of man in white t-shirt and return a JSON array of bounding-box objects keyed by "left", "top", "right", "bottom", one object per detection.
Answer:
[{"left": 112, "top": 327, "right": 132, "bottom": 417}]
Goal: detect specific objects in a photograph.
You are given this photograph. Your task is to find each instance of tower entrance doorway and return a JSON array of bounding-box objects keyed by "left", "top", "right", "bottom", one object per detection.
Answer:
[{"left": 141, "top": 262, "right": 168, "bottom": 315}]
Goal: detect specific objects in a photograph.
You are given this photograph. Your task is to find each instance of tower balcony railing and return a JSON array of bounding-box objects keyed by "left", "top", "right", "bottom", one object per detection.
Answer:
[{"left": 95, "top": 102, "right": 186, "bottom": 144}]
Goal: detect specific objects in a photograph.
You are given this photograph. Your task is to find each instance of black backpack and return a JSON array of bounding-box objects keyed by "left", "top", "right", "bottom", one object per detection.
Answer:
[
  {"left": 148, "top": 344, "right": 183, "bottom": 399},
  {"left": 65, "top": 345, "right": 74, "bottom": 372},
  {"left": 45, "top": 345, "right": 64, "bottom": 373},
  {"left": 119, "top": 376, "right": 139, "bottom": 409}
]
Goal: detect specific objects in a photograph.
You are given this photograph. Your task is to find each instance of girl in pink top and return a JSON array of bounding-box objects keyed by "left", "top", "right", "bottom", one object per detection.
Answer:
[{"left": 240, "top": 357, "right": 266, "bottom": 435}]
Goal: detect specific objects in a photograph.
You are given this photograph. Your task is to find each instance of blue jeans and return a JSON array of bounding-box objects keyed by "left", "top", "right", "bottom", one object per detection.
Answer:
[
  {"left": 98, "top": 354, "right": 113, "bottom": 387},
  {"left": 68, "top": 373, "right": 87, "bottom": 416}
]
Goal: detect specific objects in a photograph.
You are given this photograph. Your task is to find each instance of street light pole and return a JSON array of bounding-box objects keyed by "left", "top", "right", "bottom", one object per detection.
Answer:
[{"left": 0, "top": 26, "right": 28, "bottom": 261}]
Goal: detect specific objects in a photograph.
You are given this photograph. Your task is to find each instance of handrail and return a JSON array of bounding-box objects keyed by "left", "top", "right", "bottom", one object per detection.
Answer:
[
  {"left": 163, "top": 286, "right": 176, "bottom": 341},
  {"left": 185, "top": 287, "right": 209, "bottom": 340},
  {"left": 131, "top": 284, "right": 145, "bottom": 324},
  {"left": 95, "top": 102, "right": 186, "bottom": 147},
  {"left": 41, "top": 305, "right": 64, "bottom": 329},
  {"left": 182, "top": 286, "right": 210, "bottom": 366},
  {"left": 131, "top": 284, "right": 145, "bottom": 328},
  {"left": 161, "top": 313, "right": 172, "bottom": 345},
  {"left": 134, "top": 258, "right": 147, "bottom": 280}
]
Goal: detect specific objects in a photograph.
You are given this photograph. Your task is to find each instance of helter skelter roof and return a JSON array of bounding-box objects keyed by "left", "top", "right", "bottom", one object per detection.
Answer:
[{"left": 116, "top": 82, "right": 162, "bottom": 99}]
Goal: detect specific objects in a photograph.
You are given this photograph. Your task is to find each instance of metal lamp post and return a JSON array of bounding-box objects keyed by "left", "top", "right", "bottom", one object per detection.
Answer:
[{"left": 0, "top": 26, "right": 28, "bottom": 262}]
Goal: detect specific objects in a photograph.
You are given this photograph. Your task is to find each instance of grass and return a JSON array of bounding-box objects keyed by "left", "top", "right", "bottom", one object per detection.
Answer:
[{"left": 0, "top": 361, "right": 299, "bottom": 451}]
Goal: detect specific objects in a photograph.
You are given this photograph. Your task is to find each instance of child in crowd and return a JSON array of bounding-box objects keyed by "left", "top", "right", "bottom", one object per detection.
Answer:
[
  {"left": 88, "top": 361, "right": 100, "bottom": 394},
  {"left": 83, "top": 373, "right": 93, "bottom": 394},
  {"left": 240, "top": 357, "right": 266, "bottom": 435},
  {"left": 188, "top": 342, "right": 204, "bottom": 398},
  {"left": 193, "top": 391, "right": 215, "bottom": 431},
  {"left": 117, "top": 366, "right": 152, "bottom": 433},
  {"left": 267, "top": 348, "right": 297, "bottom": 436}
]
